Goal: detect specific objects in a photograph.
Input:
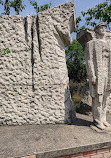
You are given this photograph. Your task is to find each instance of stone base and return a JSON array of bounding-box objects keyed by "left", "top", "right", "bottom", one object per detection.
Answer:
[
  {"left": 21, "top": 147, "right": 111, "bottom": 158},
  {"left": 0, "top": 113, "right": 111, "bottom": 158}
]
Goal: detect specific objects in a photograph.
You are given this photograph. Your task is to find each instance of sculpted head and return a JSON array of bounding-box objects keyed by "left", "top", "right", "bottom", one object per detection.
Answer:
[{"left": 94, "top": 22, "right": 107, "bottom": 36}]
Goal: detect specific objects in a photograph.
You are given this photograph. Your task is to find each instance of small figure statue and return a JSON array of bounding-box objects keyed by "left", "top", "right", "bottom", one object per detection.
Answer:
[
  {"left": 77, "top": 22, "right": 111, "bottom": 131},
  {"left": 84, "top": 22, "right": 111, "bottom": 130}
]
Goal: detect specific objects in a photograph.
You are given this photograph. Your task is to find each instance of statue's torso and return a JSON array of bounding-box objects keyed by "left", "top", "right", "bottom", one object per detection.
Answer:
[{"left": 87, "top": 39, "right": 110, "bottom": 93}]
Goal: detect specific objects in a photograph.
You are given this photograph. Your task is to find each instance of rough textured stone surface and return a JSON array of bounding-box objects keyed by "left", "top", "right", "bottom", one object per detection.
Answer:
[
  {"left": 77, "top": 23, "right": 111, "bottom": 130},
  {"left": 0, "top": 1, "right": 76, "bottom": 125}
]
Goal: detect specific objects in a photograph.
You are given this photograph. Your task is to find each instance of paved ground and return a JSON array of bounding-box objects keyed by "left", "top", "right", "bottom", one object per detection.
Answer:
[{"left": 0, "top": 113, "right": 111, "bottom": 158}]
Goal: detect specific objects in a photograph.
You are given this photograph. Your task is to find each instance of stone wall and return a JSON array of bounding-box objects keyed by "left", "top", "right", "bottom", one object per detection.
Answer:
[{"left": 0, "top": 1, "right": 76, "bottom": 125}]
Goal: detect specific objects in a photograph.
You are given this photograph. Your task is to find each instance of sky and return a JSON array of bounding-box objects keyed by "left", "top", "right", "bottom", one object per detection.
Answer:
[
  {"left": 20, "top": 0, "right": 105, "bottom": 17},
  {"left": 0, "top": 0, "right": 106, "bottom": 17}
]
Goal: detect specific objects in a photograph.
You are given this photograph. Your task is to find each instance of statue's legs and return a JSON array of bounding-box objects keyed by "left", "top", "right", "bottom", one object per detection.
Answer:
[
  {"left": 102, "top": 92, "right": 111, "bottom": 127},
  {"left": 92, "top": 95, "right": 105, "bottom": 129},
  {"left": 92, "top": 92, "right": 111, "bottom": 129},
  {"left": 102, "top": 109, "right": 111, "bottom": 127}
]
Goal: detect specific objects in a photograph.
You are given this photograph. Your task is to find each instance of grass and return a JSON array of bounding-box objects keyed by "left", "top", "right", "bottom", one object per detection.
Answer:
[{"left": 72, "top": 92, "right": 83, "bottom": 109}]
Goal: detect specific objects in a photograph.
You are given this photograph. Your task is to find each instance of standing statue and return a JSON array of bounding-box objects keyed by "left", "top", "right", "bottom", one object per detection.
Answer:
[{"left": 77, "top": 22, "right": 111, "bottom": 130}]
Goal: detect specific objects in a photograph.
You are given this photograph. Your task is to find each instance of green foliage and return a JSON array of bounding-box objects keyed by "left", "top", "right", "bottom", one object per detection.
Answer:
[
  {"left": 10, "top": 0, "right": 25, "bottom": 15},
  {"left": 76, "top": 16, "right": 85, "bottom": 33},
  {"left": 29, "top": 0, "right": 52, "bottom": 13},
  {"left": 69, "top": 80, "right": 87, "bottom": 111},
  {"left": 76, "top": 0, "right": 111, "bottom": 32},
  {"left": 0, "top": 48, "right": 10, "bottom": 55},
  {"left": 3, "top": 0, "right": 10, "bottom": 15},
  {"left": 0, "top": 0, "right": 25, "bottom": 15},
  {"left": 0, "top": 0, "right": 52, "bottom": 15},
  {"left": 65, "top": 39, "right": 86, "bottom": 82},
  {"left": 72, "top": 92, "right": 83, "bottom": 109}
]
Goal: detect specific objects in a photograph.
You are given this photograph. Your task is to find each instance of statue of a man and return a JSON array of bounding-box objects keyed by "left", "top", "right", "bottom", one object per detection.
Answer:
[{"left": 84, "top": 22, "right": 111, "bottom": 130}]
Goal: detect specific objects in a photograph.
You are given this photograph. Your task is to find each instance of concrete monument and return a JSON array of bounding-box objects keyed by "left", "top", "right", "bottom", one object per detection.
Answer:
[
  {"left": 0, "top": 1, "right": 76, "bottom": 125},
  {"left": 77, "top": 23, "right": 111, "bottom": 130}
]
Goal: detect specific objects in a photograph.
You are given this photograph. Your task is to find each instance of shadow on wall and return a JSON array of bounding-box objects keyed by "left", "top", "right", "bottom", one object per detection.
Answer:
[
  {"left": 30, "top": 15, "right": 42, "bottom": 92},
  {"left": 76, "top": 102, "right": 92, "bottom": 115},
  {"left": 64, "top": 87, "right": 92, "bottom": 127},
  {"left": 64, "top": 88, "right": 76, "bottom": 125},
  {"left": 64, "top": 81, "right": 93, "bottom": 127},
  {"left": 73, "top": 117, "right": 92, "bottom": 127},
  {"left": 69, "top": 80, "right": 92, "bottom": 115}
]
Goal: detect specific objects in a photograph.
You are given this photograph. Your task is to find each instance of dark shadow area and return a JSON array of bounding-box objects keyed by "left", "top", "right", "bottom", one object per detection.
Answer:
[
  {"left": 31, "top": 18, "right": 35, "bottom": 92},
  {"left": 36, "top": 15, "right": 42, "bottom": 61},
  {"left": 64, "top": 86, "right": 92, "bottom": 127},
  {"left": 24, "top": 17, "right": 28, "bottom": 43},
  {"left": 71, "top": 117, "right": 92, "bottom": 127},
  {"left": 76, "top": 102, "right": 92, "bottom": 115},
  {"left": 68, "top": 80, "right": 92, "bottom": 115},
  {"left": 64, "top": 88, "right": 76, "bottom": 125}
]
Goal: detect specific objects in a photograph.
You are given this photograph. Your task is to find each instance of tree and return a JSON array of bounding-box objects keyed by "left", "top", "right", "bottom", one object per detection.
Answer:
[
  {"left": 10, "top": 0, "right": 25, "bottom": 15},
  {"left": 0, "top": 0, "right": 52, "bottom": 15},
  {"left": 76, "top": 0, "right": 111, "bottom": 32},
  {"left": 3, "top": 0, "right": 10, "bottom": 15},
  {"left": 65, "top": 39, "right": 86, "bottom": 82},
  {"left": 0, "top": 0, "right": 25, "bottom": 15},
  {"left": 29, "top": 0, "right": 52, "bottom": 13},
  {"left": 69, "top": 0, "right": 111, "bottom": 83}
]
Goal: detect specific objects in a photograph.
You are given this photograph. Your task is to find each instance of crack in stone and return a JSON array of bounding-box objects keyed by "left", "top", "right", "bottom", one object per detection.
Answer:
[
  {"left": 24, "top": 17, "right": 28, "bottom": 43},
  {"left": 36, "top": 15, "right": 42, "bottom": 61},
  {"left": 31, "top": 17, "right": 35, "bottom": 92}
]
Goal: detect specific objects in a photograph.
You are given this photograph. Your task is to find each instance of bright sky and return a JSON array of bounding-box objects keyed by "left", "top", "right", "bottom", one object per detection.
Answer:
[
  {"left": 21, "top": 0, "right": 105, "bottom": 16},
  {"left": 0, "top": 0, "right": 105, "bottom": 16}
]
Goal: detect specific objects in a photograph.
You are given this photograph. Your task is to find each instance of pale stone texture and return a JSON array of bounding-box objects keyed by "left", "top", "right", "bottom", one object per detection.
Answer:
[
  {"left": 0, "top": 1, "right": 76, "bottom": 125},
  {"left": 77, "top": 23, "right": 111, "bottom": 130}
]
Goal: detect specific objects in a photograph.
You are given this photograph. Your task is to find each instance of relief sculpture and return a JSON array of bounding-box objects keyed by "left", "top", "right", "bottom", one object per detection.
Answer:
[{"left": 77, "top": 22, "right": 111, "bottom": 131}]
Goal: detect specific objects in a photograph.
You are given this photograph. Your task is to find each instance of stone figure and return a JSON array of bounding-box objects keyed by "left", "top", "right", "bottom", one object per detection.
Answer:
[{"left": 77, "top": 22, "right": 111, "bottom": 130}]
